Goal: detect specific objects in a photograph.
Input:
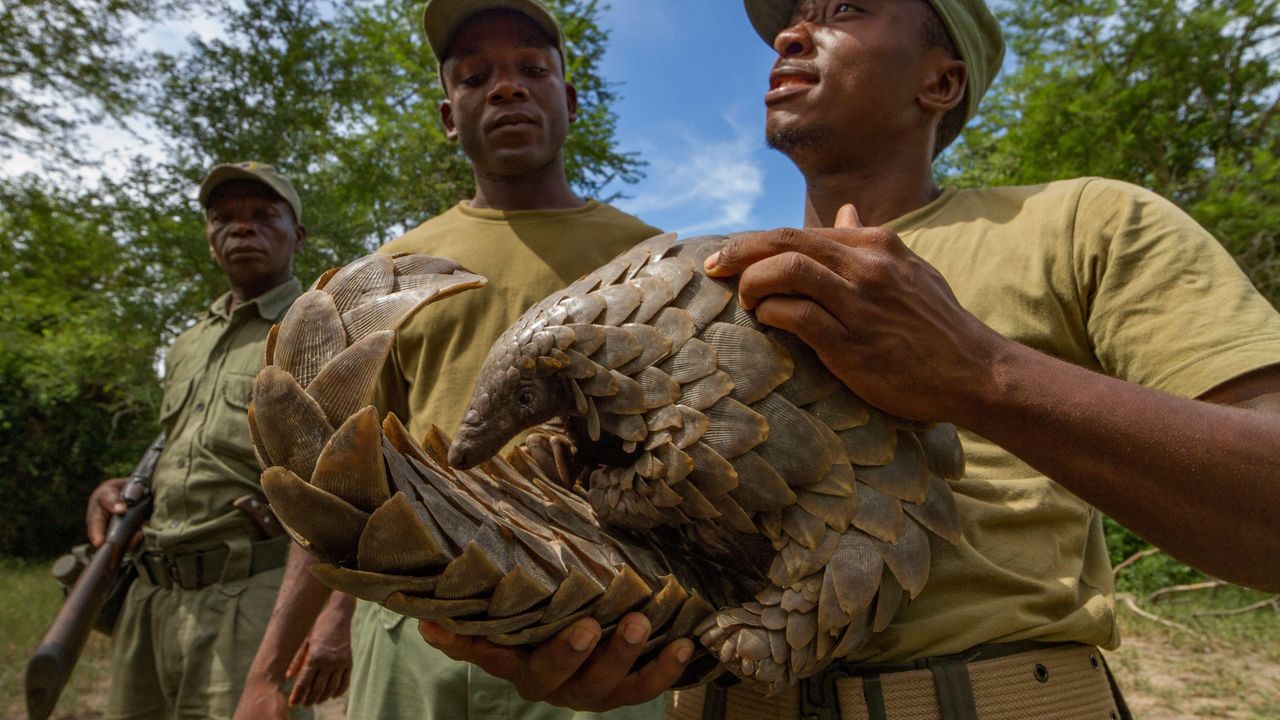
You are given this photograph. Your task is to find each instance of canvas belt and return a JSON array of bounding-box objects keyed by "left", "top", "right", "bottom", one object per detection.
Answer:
[
  {"left": 136, "top": 534, "right": 290, "bottom": 590},
  {"left": 668, "top": 641, "right": 1131, "bottom": 720}
]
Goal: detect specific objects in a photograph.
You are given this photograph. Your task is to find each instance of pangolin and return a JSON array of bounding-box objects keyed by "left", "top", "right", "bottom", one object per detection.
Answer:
[{"left": 251, "top": 233, "right": 964, "bottom": 694}]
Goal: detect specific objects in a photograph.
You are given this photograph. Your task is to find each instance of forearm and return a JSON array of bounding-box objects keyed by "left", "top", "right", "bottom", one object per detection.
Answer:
[
  {"left": 247, "top": 543, "right": 334, "bottom": 682},
  {"left": 955, "top": 340, "right": 1280, "bottom": 591}
]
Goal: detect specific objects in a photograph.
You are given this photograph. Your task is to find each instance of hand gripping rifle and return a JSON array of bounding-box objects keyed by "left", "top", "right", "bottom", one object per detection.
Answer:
[{"left": 25, "top": 433, "right": 165, "bottom": 720}]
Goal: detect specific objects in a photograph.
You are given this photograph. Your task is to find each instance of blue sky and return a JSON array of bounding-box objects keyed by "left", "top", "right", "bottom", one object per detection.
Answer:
[{"left": 596, "top": 2, "right": 807, "bottom": 235}]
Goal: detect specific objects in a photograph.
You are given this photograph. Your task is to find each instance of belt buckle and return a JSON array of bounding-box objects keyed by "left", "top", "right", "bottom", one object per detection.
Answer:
[
  {"left": 161, "top": 554, "right": 184, "bottom": 589},
  {"left": 798, "top": 661, "right": 853, "bottom": 720}
]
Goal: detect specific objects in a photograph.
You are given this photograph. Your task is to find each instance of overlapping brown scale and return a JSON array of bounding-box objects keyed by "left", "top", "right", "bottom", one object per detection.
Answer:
[
  {"left": 849, "top": 482, "right": 905, "bottom": 543},
  {"left": 305, "top": 331, "right": 395, "bottom": 429},
  {"left": 593, "top": 283, "right": 643, "bottom": 326},
  {"left": 702, "top": 323, "right": 794, "bottom": 404},
  {"left": 836, "top": 409, "right": 898, "bottom": 465},
  {"left": 310, "top": 407, "right": 390, "bottom": 513},
  {"left": 635, "top": 367, "right": 682, "bottom": 409},
  {"left": 390, "top": 253, "right": 467, "bottom": 278},
  {"left": 670, "top": 272, "right": 734, "bottom": 332},
  {"left": 903, "top": 474, "right": 963, "bottom": 544},
  {"left": 729, "top": 452, "right": 797, "bottom": 511},
  {"left": 252, "top": 366, "right": 335, "bottom": 481},
  {"left": 310, "top": 563, "right": 438, "bottom": 603},
  {"left": 323, "top": 253, "right": 396, "bottom": 314},
  {"left": 700, "top": 397, "right": 769, "bottom": 459},
  {"left": 357, "top": 492, "right": 451, "bottom": 574},
  {"left": 660, "top": 337, "right": 718, "bottom": 384},
  {"left": 856, "top": 432, "right": 930, "bottom": 504},
  {"left": 615, "top": 324, "right": 671, "bottom": 375},
  {"left": 589, "top": 326, "right": 644, "bottom": 369},
  {"left": 261, "top": 466, "right": 367, "bottom": 563},
  {"left": 752, "top": 394, "right": 834, "bottom": 488},
  {"left": 679, "top": 369, "right": 735, "bottom": 411},
  {"left": 873, "top": 519, "right": 931, "bottom": 598},
  {"left": 274, "top": 290, "right": 347, "bottom": 389}
]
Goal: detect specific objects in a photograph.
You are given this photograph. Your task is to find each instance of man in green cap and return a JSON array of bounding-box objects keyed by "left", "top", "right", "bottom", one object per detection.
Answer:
[
  {"left": 85, "top": 162, "right": 354, "bottom": 719},
  {"left": 665, "top": 0, "right": 1280, "bottom": 717},
  {"left": 424, "top": 0, "right": 1280, "bottom": 718},
  {"left": 233, "top": 2, "right": 673, "bottom": 718}
]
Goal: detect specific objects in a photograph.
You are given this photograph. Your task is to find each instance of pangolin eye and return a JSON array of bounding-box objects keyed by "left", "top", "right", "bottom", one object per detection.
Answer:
[{"left": 516, "top": 388, "right": 537, "bottom": 407}]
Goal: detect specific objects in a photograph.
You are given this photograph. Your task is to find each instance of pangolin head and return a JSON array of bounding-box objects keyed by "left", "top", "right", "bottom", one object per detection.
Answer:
[{"left": 449, "top": 315, "right": 577, "bottom": 469}]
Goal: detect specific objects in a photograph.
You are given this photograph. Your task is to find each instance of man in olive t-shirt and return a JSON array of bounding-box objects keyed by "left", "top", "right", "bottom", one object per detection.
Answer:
[
  {"left": 85, "top": 162, "right": 349, "bottom": 719},
  {"left": 432, "top": 1, "right": 1280, "bottom": 718},
  {"left": 235, "top": 2, "right": 670, "bottom": 719}
]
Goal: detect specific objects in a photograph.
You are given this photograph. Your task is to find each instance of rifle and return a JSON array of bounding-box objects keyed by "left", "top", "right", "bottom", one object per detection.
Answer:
[{"left": 25, "top": 433, "right": 165, "bottom": 720}]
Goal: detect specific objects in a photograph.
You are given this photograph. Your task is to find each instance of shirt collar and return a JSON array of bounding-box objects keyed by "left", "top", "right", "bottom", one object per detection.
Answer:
[{"left": 207, "top": 277, "right": 303, "bottom": 323}]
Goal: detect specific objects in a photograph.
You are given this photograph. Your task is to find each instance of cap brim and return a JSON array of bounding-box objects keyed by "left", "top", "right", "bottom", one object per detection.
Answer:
[{"left": 423, "top": 0, "right": 564, "bottom": 63}]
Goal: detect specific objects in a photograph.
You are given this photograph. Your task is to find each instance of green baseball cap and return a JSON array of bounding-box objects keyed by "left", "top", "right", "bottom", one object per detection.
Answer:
[
  {"left": 742, "top": 0, "right": 1005, "bottom": 122},
  {"left": 198, "top": 161, "right": 303, "bottom": 223},
  {"left": 421, "top": 0, "right": 566, "bottom": 65}
]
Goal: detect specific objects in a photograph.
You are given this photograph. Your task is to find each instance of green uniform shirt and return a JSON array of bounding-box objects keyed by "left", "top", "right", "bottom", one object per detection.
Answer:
[{"left": 145, "top": 277, "right": 302, "bottom": 553}]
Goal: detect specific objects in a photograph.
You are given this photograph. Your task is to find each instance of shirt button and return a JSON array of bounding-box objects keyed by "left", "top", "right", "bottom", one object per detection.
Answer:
[
  {"left": 169, "top": 520, "right": 179, "bottom": 529},
  {"left": 177, "top": 459, "right": 187, "bottom": 468},
  {"left": 195, "top": 402, "right": 205, "bottom": 412}
]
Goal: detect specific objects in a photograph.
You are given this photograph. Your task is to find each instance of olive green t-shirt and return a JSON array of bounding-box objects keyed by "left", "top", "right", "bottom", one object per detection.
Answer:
[
  {"left": 145, "top": 278, "right": 302, "bottom": 553},
  {"left": 848, "top": 178, "right": 1280, "bottom": 662},
  {"left": 377, "top": 200, "right": 664, "bottom": 441}
]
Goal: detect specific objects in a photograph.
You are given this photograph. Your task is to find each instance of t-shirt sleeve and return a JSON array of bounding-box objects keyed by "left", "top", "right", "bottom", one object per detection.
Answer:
[{"left": 1076, "top": 179, "right": 1280, "bottom": 398}]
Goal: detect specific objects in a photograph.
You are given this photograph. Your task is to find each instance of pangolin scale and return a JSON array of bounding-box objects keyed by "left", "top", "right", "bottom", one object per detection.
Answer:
[{"left": 251, "top": 233, "right": 964, "bottom": 693}]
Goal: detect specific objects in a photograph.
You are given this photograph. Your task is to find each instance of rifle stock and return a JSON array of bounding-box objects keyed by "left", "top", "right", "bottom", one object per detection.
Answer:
[{"left": 26, "top": 434, "right": 163, "bottom": 720}]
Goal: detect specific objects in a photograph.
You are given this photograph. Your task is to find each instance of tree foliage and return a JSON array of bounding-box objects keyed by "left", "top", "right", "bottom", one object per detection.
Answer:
[
  {"left": 0, "top": 0, "right": 173, "bottom": 164},
  {"left": 0, "top": 0, "right": 641, "bottom": 558},
  {"left": 946, "top": 0, "right": 1280, "bottom": 302}
]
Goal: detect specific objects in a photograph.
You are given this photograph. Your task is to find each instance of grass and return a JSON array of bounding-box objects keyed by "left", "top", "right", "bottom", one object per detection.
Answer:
[
  {"left": 1107, "top": 583, "right": 1280, "bottom": 719},
  {"left": 2, "top": 558, "right": 1276, "bottom": 719},
  {"left": 1, "top": 557, "right": 113, "bottom": 720}
]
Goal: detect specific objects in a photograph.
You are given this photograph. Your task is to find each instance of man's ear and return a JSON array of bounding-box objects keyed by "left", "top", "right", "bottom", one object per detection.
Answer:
[
  {"left": 919, "top": 57, "right": 967, "bottom": 115},
  {"left": 440, "top": 99, "right": 459, "bottom": 142},
  {"left": 565, "top": 82, "right": 578, "bottom": 124},
  {"left": 293, "top": 223, "right": 307, "bottom": 252}
]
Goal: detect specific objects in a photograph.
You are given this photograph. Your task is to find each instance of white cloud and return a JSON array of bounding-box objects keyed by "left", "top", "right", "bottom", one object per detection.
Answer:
[{"left": 618, "top": 117, "right": 765, "bottom": 236}]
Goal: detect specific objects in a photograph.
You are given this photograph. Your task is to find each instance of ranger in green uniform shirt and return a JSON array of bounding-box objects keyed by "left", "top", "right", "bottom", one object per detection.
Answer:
[{"left": 86, "top": 162, "right": 349, "bottom": 720}]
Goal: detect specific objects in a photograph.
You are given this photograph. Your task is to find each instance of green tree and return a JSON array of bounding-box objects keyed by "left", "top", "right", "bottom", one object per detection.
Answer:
[
  {"left": 0, "top": 0, "right": 173, "bottom": 165},
  {"left": 946, "top": 0, "right": 1280, "bottom": 303},
  {"left": 0, "top": 0, "right": 643, "bottom": 558},
  {"left": 0, "top": 179, "right": 167, "bottom": 556}
]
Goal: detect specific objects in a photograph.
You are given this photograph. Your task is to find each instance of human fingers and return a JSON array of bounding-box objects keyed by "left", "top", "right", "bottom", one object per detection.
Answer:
[
  {"left": 834, "top": 203, "right": 864, "bottom": 229},
  {"left": 733, "top": 250, "right": 854, "bottom": 316},
  {"left": 287, "top": 663, "right": 318, "bottom": 707},
  {"left": 331, "top": 665, "right": 351, "bottom": 701},
  {"left": 584, "top": 636, "right": 695, "bottom": 710},
  {"left": 419, "top": 620, "right": 552, "bottom": 682},
  {"left": 539, "top": 613, "right": 650, "bottom": 708},
  {"left": 286, "top": 640, "right": 309, "bottom": 680},
  {"left": 85, "top": 485, "right": 123, "bottom": 548}
]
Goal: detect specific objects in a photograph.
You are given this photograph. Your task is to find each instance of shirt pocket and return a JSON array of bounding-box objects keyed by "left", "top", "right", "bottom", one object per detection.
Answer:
[
  {"left": 206, "top": 372, "right": 256, "bottom": 458},
  {"left": 159, "top": 377, "right": 194, "bottom": 436}
]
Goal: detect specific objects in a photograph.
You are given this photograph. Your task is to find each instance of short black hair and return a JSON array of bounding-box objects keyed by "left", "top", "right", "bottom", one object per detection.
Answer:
[{"left": 921, "top": 6, "right": 966, "bottom": 158}]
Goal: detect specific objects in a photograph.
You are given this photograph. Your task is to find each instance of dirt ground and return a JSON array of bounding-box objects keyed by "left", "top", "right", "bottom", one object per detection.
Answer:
[{"left": 1107, "top": 634, "right": 1280, "bottom": 719}]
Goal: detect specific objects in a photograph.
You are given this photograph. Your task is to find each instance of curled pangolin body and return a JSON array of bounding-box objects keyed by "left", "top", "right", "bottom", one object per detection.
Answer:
[{"left": 253, "top": 233, "right": 964, "bottom": 693}]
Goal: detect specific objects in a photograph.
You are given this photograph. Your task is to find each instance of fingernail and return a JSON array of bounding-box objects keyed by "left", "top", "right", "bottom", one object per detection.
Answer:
[
  {"left": 113, "top": 502, "right": 126, "bottom": 513},
  {"left": 622, "top": 621, "right": 647, "bottom": 645},
  {"left": 569, "top": 626, "right": 595, "bottom": 652},
  {"left": 675, "top": 640, "right": 693, "bottom": 664},
  {"left": 704, "top": 252, "right": 719, "bottom": 269}
]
